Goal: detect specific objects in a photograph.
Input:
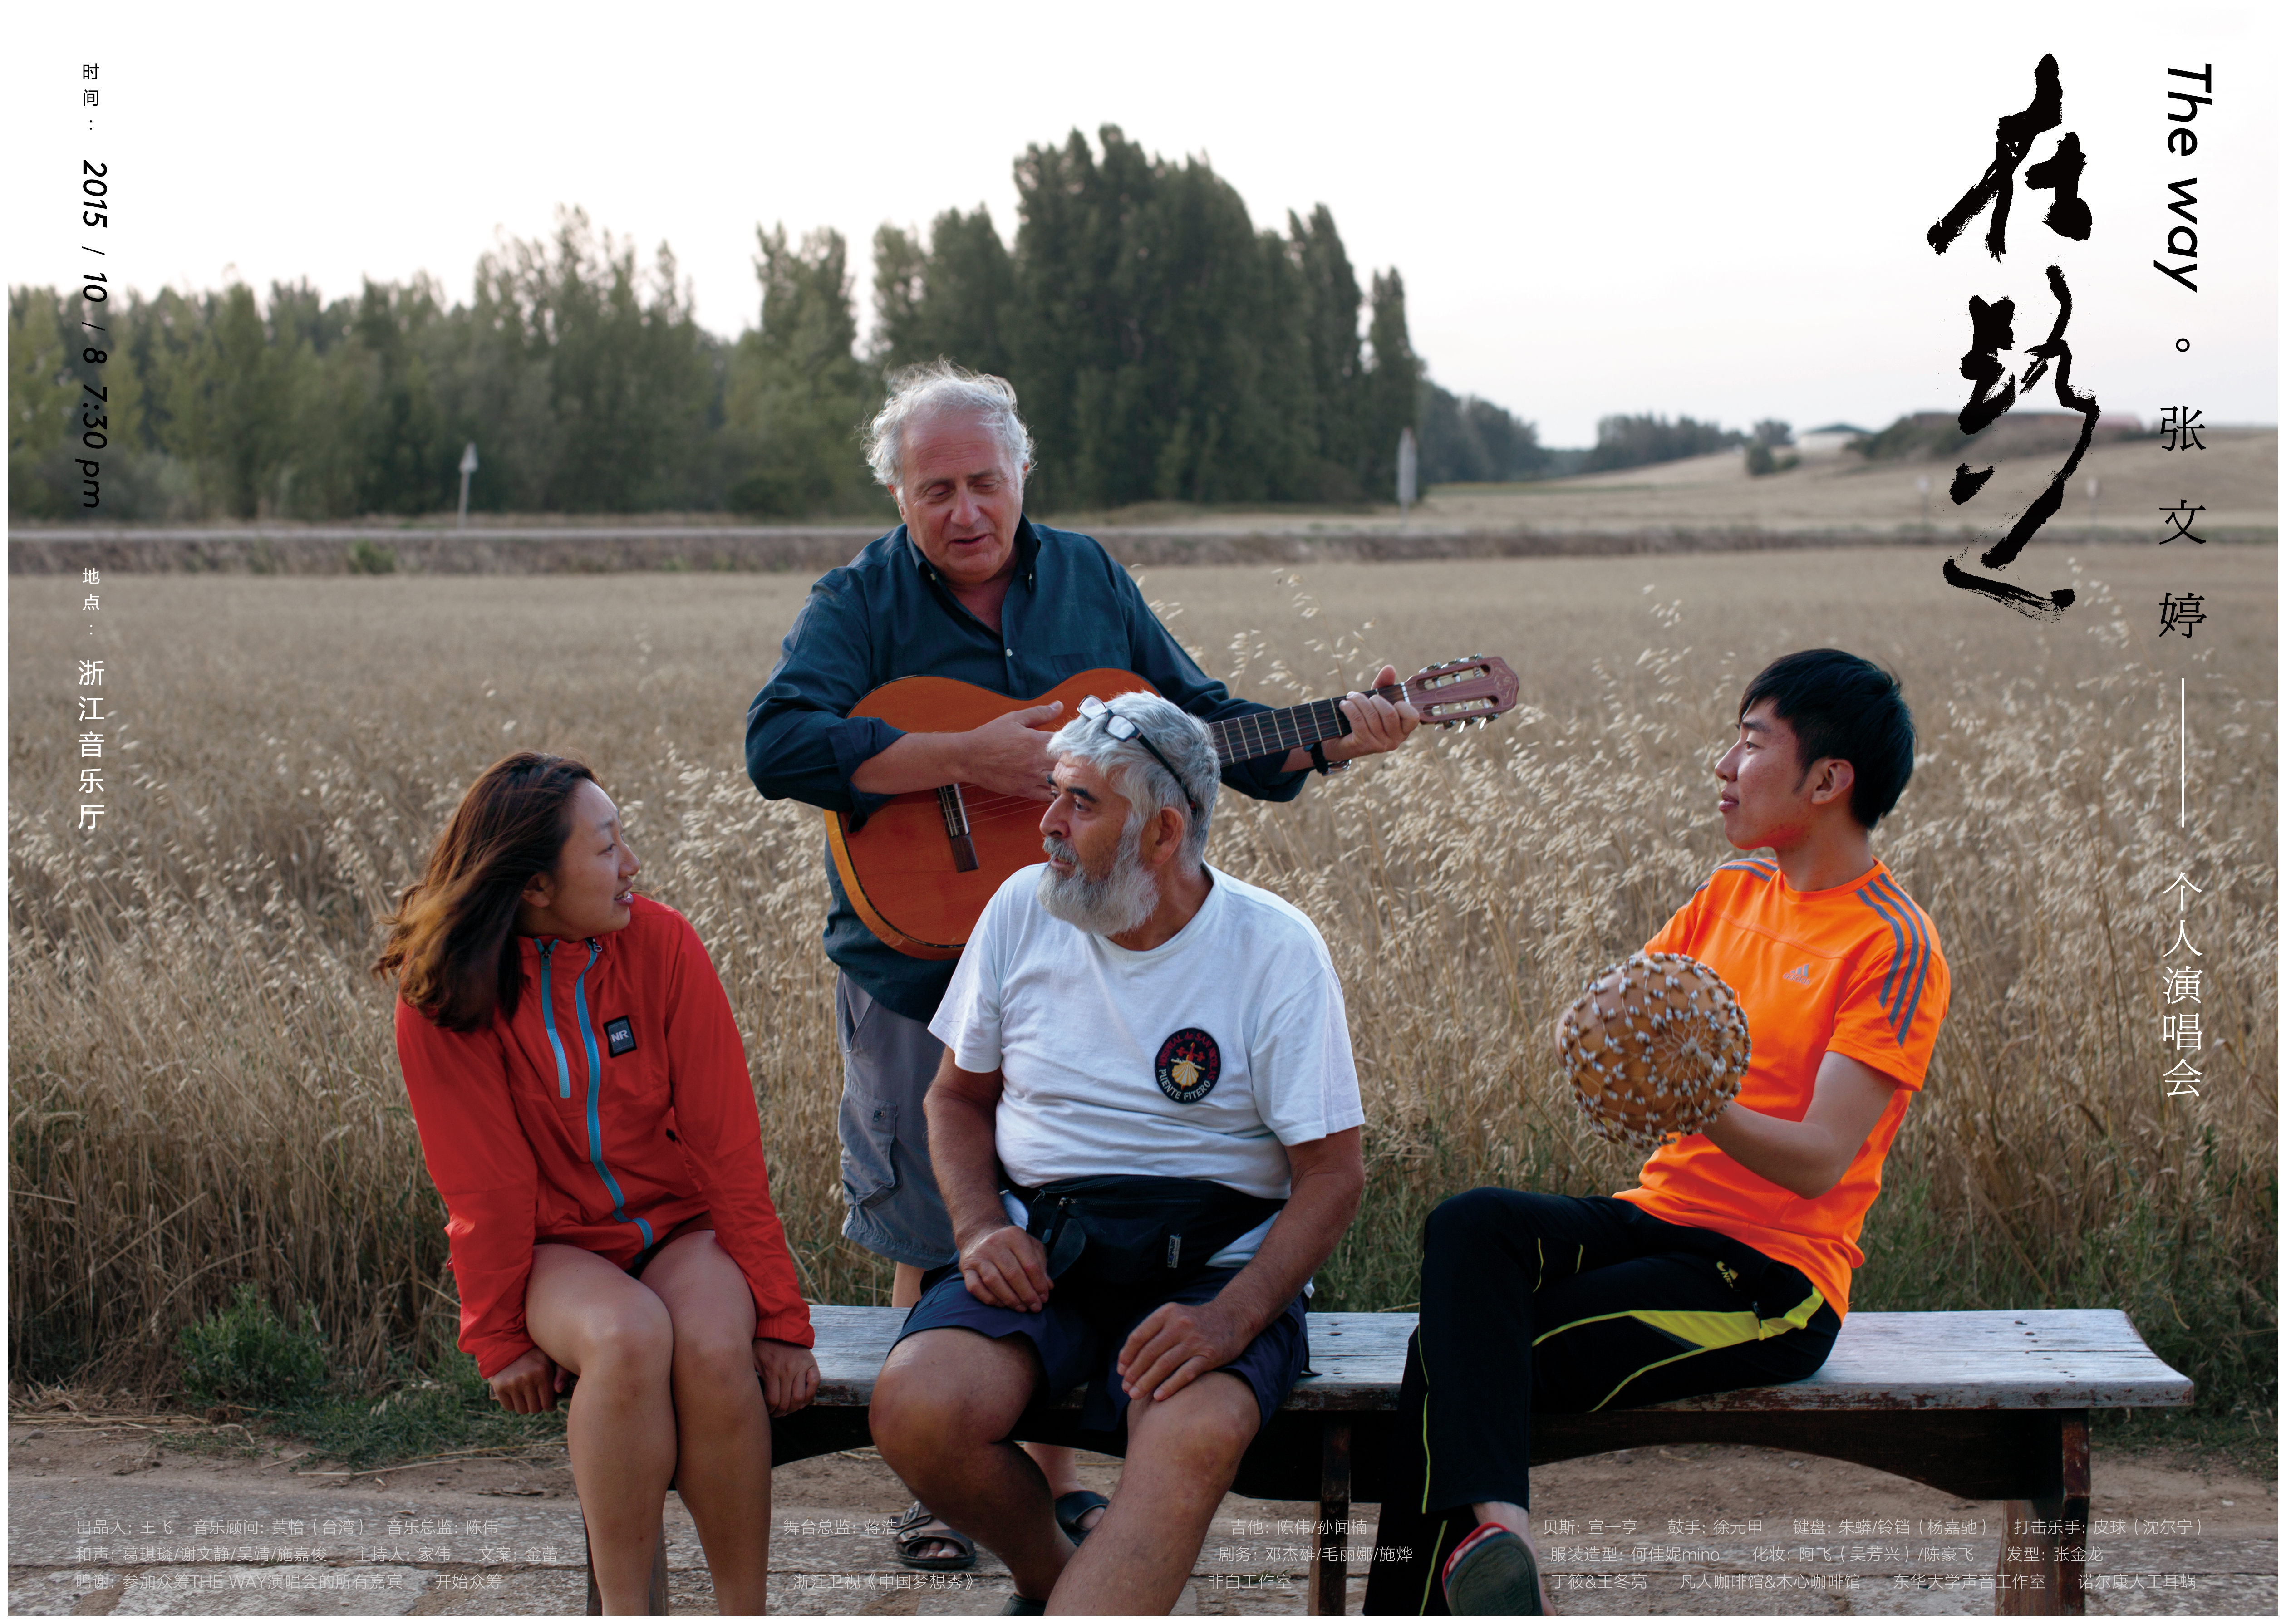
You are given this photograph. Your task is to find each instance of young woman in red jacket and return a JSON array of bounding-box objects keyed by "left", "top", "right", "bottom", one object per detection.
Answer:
[{"left": 378, "top": 752, "right": 816, "bottom": 1614}]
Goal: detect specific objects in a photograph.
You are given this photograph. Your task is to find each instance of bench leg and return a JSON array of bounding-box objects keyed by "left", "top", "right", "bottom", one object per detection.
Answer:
[
  {"left": 1309, "top": 1418, "right": 1353, "bottom": 1617},
  {"left": 1996, "top": 1410, "right": 2089, "bottom": 1617},
  {"left": 583, "top": 1506, "right": 671, "bottom": 1616}
]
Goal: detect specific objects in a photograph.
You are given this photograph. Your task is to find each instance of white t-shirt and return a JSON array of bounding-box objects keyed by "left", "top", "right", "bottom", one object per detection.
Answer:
[{"left": 930, "top": 864, "right": 1364, "bottom": 1265}]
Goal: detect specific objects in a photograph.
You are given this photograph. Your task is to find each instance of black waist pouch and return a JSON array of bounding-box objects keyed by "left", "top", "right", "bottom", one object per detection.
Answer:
[{"left": 1012, "top": 1175, "right": 1284, "bottom": 1290}]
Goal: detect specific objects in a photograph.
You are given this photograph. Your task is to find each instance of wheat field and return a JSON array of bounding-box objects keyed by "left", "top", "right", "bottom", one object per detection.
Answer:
[{"left": 8, "top": 543, "right": 2276, "bottom": 1414}]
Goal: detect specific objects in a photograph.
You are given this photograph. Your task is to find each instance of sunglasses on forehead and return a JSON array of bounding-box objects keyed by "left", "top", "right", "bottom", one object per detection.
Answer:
[{"left": 1076, "top": 695, "right": 1202, "bottom": 819}]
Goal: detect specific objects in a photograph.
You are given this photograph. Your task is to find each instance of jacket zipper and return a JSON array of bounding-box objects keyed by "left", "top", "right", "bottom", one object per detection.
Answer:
[{"left": 535, "top": 937, "right": 652, "bottom": 1246}]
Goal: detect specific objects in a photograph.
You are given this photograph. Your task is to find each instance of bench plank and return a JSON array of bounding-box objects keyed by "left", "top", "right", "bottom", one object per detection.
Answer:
[
  {"left": 809, "top": 1305, "right": 2192, "bottom": 1413},
  {"left": 1661, "top": 1311, "right": 2193, "bottom": 1412},
  {"left": 809, "top": 1306, "right": 909, "bottom": 1406}
]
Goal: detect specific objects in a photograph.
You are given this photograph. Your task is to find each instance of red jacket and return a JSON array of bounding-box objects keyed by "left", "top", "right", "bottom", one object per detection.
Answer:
[{"left": 395, "top": 896, "right": 812, "bottom": 1376}]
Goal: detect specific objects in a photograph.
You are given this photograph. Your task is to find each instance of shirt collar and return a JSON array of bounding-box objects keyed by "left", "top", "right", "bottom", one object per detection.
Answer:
[{"left": 901, "top": 515, "right": 1042, "bottom": 591}]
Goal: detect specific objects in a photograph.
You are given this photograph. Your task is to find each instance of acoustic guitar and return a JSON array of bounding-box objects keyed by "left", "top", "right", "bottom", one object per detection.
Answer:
[{"left": 824, "top": 655, "right": 1520, "bottom": 959}]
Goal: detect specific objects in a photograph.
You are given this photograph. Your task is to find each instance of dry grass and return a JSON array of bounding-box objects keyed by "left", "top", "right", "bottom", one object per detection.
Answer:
[
  {"left": 9, "top": 545, "right": 2275, "bottom": 1416},
  {"left": 1052, "top": 426, "right": 2280, "bottom": 539}
]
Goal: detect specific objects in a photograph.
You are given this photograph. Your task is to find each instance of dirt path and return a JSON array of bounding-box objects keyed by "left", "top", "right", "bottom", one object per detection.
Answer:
[{"left": 8, "top": 1420, "right": 2272, "bottom": 1615}]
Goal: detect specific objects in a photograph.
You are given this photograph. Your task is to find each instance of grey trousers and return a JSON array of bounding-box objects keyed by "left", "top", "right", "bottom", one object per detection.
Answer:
[{"left": 833, "top": 972, "right": 958, "bottom": 1269}]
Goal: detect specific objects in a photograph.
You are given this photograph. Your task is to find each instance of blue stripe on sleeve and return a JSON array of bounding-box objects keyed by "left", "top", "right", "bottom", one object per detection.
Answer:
[
  {"left": 1871, "top": 877, "right": 1933, "bottom": 1046},
  {"left": 1854, "top": 885, "right": 1914, "bottom": 1040}
]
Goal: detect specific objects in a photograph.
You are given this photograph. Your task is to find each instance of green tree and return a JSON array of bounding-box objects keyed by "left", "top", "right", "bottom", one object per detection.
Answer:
[
  {"left": 8, "top": 288, "right": 82, "bottom": 518},
  {"left": 346, "top": 279, "right": 452, "bottom": 515},
  {"left": 724, "top": 226, "right": 877, "bottom": 516},
  {"left": 1584, "top": 412, "right": 1743, "bottom": 473},
  {"left": 1008, "top": 126, "right": 1335, "bottom": 509},
  {"left": 117, "top": 287, "right": 204, "bottom": 466},
  {"left": 1110, "top": 149, "right": 1295, "bottom": 504},
  {"left": 260, "top": 278, "right": 371, "bottom": 518},
  {"left": 1286, "top": 205, "right": 1367, "bottom": 499},
  {"left": 1417, "top": 380, "right": 1545, "bottom": 484},
  {"left": 96, "top": 288, "right": 200, "bottom": 520},
  {"left": 1008, "top": 126, "right": 1152, "bottom": 508},
  {"left": 460, "top": 208, "right": 711, "bottom": 512},
  {"left": 872, "top": 206, "right": 1016, "bottom": 378},
  {"left": 10, "top": 285, "right": 196, "bottom": 520},
  {"left": 162, "top": 283, "right": 299, "bottom": 518},
  {"left": 1744, "top": 422, "right": 1798, "bottom": 477},
  {"left": 1362, "top": 270, "right": 1422, "bottom": 498}
]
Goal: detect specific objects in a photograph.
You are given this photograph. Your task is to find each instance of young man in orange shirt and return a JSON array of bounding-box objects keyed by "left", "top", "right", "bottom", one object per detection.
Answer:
[{"left": 1363, "top": 648, "right": 1950, "bottom": 1616}]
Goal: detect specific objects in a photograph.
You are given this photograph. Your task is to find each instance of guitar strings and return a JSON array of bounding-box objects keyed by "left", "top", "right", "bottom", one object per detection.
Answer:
[
  {"left": 930, "top": 692, "right": 1466, "bottom": 820},
  {"left": 909, "top": 683, "right": 1463, "bottom": 826},
  {"left": 946, "top": 793, "right": 1041, "bottom": 816}
]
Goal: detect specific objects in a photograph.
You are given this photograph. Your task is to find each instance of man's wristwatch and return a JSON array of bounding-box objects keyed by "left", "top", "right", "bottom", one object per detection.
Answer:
[{"left": 1311, "top": 741, "right": 1352, "bottom": 776}]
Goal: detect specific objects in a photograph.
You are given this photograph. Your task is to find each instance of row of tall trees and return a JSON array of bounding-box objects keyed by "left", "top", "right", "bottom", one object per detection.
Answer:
[
  {"left": 10, "top": 212, "right": 730, "bottom": 521},
  {"left": 871, "top": 128, "right": 1429, "bottom": 508},
  {"left": 11, "top": 128, "right": 1541, "bottom": 521}
]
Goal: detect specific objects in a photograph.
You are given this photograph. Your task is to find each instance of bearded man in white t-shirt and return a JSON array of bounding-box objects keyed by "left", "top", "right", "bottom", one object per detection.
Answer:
[{"left": 868, "top": 689, "right": 1373, "bottom": 1615}]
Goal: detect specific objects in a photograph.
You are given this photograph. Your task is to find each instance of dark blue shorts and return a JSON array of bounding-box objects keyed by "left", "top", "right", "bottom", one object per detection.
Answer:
[{"left": 895, "top": 1264, "right": 1310, "bottom": 1436}]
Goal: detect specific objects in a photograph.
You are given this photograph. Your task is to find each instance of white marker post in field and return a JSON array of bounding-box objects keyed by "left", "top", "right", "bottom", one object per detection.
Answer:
[
  {"left": 1396, "top": 427, "right": 1418, "bottom": 525},
  {"left": 458, "top": 442, "right": 479, "bottom": 530}
]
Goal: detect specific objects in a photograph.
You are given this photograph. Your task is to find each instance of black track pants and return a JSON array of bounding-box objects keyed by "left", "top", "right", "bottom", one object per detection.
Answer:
[{"left": 1361, "top": 1190, "right": 1841, "bottom": 1615}]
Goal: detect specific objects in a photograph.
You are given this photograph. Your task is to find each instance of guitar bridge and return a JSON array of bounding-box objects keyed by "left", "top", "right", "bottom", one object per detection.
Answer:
[{"left": 936, "top": 785, "right": 980, "bottom": 873}]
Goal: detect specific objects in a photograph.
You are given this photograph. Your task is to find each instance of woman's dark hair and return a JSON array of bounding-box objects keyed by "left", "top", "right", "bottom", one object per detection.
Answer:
[
  {"left": 373, "top": 752, "right": 595, "bottom": 1031},
  {"left": 1739, "top": 650, "right": 1916, "bottom": 829}
]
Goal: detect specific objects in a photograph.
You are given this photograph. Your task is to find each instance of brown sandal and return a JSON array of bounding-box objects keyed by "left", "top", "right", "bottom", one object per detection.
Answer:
[{"left": 892, "top": 1499, "right": 977, "bottom": 1571}]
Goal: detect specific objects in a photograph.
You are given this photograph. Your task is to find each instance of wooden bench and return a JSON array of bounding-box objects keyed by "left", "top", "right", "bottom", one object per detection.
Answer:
[{"left": 589, "top": 1304, "right": 2191, "bottom": 1615}]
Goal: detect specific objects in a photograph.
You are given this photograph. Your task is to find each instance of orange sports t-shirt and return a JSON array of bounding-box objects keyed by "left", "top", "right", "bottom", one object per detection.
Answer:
[{"left": 1613, "top": 855, "right": 1948, "bottom": 1319}]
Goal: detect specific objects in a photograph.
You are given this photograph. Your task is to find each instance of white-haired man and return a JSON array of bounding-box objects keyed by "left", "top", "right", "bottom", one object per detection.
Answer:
[
  {"left": 869, "top": 692, "right": 1366, "bottom": 1614},
  {"left": 744, "top": 362, "right": 1414, "bottom": 1563}
]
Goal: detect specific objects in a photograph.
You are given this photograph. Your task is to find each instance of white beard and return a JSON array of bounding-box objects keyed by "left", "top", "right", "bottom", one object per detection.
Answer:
[{"left": 1037, "top": 825, "right": 1158, "bottom": 937}]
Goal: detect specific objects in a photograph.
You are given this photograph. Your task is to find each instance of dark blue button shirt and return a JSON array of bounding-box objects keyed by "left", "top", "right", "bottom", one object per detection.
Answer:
[{"left": 745, "top": 516, "right": 1309, "bottom": 1022}]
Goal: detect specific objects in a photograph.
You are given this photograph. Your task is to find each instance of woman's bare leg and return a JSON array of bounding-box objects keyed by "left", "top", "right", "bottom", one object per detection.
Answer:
[
  {"left": 524, "top": 1245, "right": 675, "bottom": 1615},
  {"left": 641, "top": 1232, "right": 774, "bottom": 1614}
]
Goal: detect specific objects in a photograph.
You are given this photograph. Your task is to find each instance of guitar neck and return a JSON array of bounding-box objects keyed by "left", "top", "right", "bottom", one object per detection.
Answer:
[{"left": 1206, "top": 684, "right": 1402, "bottom": 765}]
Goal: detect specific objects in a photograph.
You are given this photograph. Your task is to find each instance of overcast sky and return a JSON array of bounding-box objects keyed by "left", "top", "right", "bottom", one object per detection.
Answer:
[{"left": 8, "top": 2, "right": 2276, "bottom": 447}]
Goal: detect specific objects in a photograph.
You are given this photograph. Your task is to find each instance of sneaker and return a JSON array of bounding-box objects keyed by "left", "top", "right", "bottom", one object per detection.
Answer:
[{"left": 1442, "top": 1524, "right": 1543, "bottom": 1615}]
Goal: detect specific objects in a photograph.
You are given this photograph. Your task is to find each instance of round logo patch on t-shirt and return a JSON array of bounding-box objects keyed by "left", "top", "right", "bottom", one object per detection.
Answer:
[{"left": 1154, "top": 1028, "right": 1223, "bottom": 1104}]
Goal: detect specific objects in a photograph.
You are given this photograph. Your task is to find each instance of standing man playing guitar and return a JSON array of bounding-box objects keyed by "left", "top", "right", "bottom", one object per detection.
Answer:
[{"left": 744, "top": 362, "right": 1420, "bottom": 1565}]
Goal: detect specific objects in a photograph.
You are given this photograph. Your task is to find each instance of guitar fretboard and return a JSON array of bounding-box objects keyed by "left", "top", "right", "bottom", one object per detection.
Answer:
[{"left": 1205, "top": 684, "right": 1405, "bottom": 765}]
